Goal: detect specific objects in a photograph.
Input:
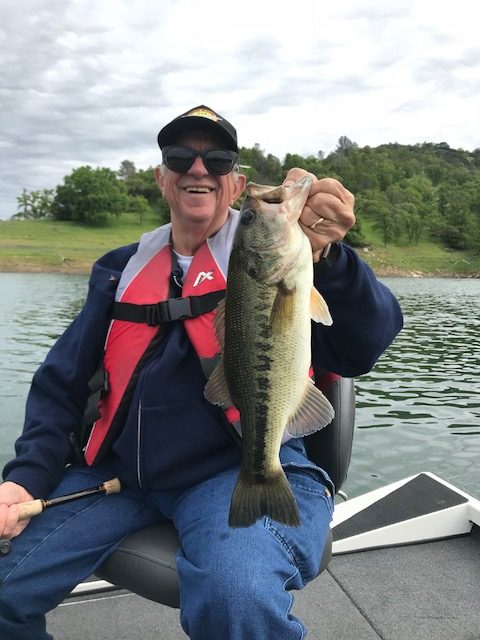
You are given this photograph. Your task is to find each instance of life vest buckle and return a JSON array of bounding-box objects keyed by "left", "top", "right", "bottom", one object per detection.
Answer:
[{"left": 146, "top": 297, "right": 193, "bottom": 325}]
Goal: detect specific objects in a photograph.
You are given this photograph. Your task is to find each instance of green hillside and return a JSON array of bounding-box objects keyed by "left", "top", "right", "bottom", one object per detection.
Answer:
[
  {"left": 3, "top": 140, "right": 480, "bottom": 276},
  {"left": 1, "top": 214, "right": 478, "bottom": 276},
  {"left": 0, "top": 213, "right": 161, "bottom": 273}
]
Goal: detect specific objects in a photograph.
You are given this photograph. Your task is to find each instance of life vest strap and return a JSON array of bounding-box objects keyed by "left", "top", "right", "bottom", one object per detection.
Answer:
[
  {"left": 112, "top": 290, "right": 225, "bottom": 326},
  {"left": 79, "top": 362, "right": 110, "bottom": 447}
]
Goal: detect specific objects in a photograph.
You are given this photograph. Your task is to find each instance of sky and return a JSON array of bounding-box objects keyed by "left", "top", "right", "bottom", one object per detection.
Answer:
[{"left": 1, "top": 0, "right": 479, "bottom": 220}]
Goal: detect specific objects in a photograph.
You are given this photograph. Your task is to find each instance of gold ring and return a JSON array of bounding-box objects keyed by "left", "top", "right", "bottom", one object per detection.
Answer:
[{"left": 309, "top": 217, "right": 325, "bottom": 230}]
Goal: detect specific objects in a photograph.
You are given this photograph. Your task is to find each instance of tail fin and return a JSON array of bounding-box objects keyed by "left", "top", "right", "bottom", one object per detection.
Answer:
[{"left": 228, "top": 469, "right": 300, "bottom": 528}]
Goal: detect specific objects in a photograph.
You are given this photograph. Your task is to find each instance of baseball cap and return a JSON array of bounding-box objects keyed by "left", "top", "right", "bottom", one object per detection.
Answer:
[{"left": 157, "top": 105, "right": 238, "bottom": 152}]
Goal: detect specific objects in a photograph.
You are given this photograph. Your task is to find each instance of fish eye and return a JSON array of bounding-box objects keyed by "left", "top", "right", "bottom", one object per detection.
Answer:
[{"left": 241, "top": 209, "right": 256, "bottom": 225}]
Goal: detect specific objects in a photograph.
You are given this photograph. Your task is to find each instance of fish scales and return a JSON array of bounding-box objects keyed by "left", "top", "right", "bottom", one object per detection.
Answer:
[
  {"left": 204, "top": 177, "right": 335, "bottom": 527},
  {"left": 225, "top": 279, "right": 279, "bottom": 473}
]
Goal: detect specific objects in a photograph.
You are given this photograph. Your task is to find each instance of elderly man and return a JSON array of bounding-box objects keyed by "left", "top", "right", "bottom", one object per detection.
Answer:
[{"left": 0, "top": 106, "right": 403, "bottom": 639}]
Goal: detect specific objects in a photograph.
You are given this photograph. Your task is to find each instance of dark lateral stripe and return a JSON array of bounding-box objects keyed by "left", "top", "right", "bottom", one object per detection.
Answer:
[
  {"left": 251, "top": 369, "right": 272, "bottom": 470},
  {"left": 247, "top": 300, "right": 275, "bottom": 472}
]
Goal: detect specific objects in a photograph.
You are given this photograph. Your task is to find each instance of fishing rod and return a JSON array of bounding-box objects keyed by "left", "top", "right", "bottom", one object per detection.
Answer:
[{"left": 0, "top": 477, "right": 121, "bottom": 556}]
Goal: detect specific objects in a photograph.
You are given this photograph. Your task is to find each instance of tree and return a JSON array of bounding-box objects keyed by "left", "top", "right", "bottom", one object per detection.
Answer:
[
  {"left": 124, "top": 167, "right": 161, "bottom": 206},
  {"left": 344, "top": 217, "right": 366, "bottom": 247},
  {"left": 435, "top": 184, "right": 476, "bottom": 250},
  {"left": 118, "top": 160, "right": 137, "bottom": 180},
  {"left": 356, "top": 190, "right": 398, "bottom": 246},
  {"left": 335, "top": 136, "right": 358, "bottom": 155},
  {"left": 238, "top": 144, "right": 282, "bottom": 184},
  {"left": 282, "top": 153, "right": 322, "bottom": 176},
  {"left": 472, "top": 148, "right": 480, "bottom": 169},
  {"left": 122, "top": 166, "right": 170, "bottom": 223},
  {"left": 14, "top": 189, "right": 54, "bottom": 219},
  {"left": 15, "top": 189, "right": 31, "bottom": 218},
  {"left": 128, "top": 195, "right": 151, "bottom": 225},
  {"left": 384, "top": 185, "right": 422, "bottom": 245},
  {"left": 52, "top": 166, "right": 129, "bottom": 225},
  {"left": 375, "top": 205, "right": 400, "bottom": 247}
]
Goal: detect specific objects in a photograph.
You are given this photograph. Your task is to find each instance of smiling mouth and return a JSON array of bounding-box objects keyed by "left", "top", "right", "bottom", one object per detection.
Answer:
[{"left": 184, "top": 186, "right": 214, "bottom": 194}]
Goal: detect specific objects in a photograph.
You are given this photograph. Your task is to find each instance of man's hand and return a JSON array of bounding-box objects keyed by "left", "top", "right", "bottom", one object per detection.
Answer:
[
  {"left": 0, "top": 482, "right": 33, "bottom": 539},
  {"left": 283, "top": 168, "right": 355, "bottom": 262}
]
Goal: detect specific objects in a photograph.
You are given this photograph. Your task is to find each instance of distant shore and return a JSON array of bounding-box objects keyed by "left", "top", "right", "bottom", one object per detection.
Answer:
[
  {"left": 1, "top": 261, "right": 478, "bottom": 279},
  {"left": 1, "top": 217, "right": 479, "bottom": 279}
]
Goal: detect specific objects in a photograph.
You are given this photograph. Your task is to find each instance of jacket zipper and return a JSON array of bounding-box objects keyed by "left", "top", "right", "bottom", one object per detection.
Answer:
[{"left": 136, "top": 399, "right": 144, "bottom": 490}]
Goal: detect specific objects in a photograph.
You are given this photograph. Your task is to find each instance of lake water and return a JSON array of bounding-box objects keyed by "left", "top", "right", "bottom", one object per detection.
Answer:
[{"left": 0, "top": 273, "right": 479, "bottom": 499}]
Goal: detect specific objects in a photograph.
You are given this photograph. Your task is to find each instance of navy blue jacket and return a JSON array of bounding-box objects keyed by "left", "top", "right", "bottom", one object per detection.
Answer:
[{"left": 3, "top": 241, "right": 403, "bottom": 498}]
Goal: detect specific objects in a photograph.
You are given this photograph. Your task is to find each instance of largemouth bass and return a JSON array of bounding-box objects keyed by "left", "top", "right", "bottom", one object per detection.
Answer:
[{"left": 205, "top": 177, "right": 334, "bottom": 527}]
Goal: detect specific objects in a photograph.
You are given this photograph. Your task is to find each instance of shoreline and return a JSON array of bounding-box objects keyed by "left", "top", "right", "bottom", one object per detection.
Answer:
[{"left": 1, "top": 264, "right": 479, "bottom": 279}]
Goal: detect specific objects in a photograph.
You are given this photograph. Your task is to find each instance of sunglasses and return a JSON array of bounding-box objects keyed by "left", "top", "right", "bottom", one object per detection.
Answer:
[{"left": 162, "top": 145, "right": 238, "bottom": 176}]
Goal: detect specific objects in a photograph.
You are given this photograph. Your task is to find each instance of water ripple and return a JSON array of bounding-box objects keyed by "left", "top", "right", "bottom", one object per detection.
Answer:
[
  {"left": 344, "top": 277, "right": 480, "bottom": 499},
  {"left": 0, "top": 273, "right": 87, "bottom": 460},
  {"left": 1, "top": 274, "right": 479, "bottom": 499}
]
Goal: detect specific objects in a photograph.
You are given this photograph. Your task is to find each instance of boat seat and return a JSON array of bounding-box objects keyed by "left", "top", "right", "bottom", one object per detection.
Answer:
[
  {"left": 96, "top": 523, "right": 333, "bottom": 609},
  {"left": 96, "top": 374, "right": 355, "bottom": 608}
]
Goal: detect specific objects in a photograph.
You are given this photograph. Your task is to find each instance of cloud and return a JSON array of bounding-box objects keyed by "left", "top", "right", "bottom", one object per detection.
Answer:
[{"left": 1, "top": 0, "right": 480, "bottom": 219}]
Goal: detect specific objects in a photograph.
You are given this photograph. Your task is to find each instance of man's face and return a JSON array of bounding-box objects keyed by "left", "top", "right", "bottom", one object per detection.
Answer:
[{"left": 155, "top": 130, "right": 246, "bottom": 229}]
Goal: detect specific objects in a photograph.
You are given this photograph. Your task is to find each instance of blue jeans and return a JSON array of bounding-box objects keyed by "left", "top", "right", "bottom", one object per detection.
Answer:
[{"left": 0, "top": 463, "right": 334, "bottom": 640}]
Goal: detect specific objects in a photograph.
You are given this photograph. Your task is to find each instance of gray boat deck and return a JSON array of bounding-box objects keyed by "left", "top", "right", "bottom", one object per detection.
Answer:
[{"left": 48, "top": 525, "right": 480, "bottom": 640}]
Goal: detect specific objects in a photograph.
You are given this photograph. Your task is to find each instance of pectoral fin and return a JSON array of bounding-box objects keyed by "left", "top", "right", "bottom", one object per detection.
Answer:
[
  {"left": 204, "top": 357, "right": 233, "bottom": 408},
  {"left": 285, "top": 380, "right": 335, "bottom": 437},
  {"left": 310, "top": 287, "right": 333, "bottom": 325},
  {"left": 270, "top": 289, "right": 295, "bottom": 333},
  {"left": 213, "top": 298, "right": 226, "bottom": 349}
]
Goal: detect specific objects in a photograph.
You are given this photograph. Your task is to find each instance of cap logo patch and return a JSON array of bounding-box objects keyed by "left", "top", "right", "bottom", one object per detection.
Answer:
[{"left": 184, "top": 107, "right": 221, "bottom": 122}]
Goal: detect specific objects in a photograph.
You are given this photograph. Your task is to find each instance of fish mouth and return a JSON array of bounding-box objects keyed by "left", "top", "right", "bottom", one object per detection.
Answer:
[
  {"left": 246, "top": 178, "right": 311, "bottom": 224},
  {"left": 245, "top": 187, "right": 291, "bottom": 222},
  {"left": 247, "top": 184, "right": 287, "bottom": 205}
]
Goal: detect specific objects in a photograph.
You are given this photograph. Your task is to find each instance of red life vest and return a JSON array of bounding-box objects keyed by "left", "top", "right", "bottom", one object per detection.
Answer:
[{"left": 84, "top": 219, "right": 241, "bottom": 465}]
